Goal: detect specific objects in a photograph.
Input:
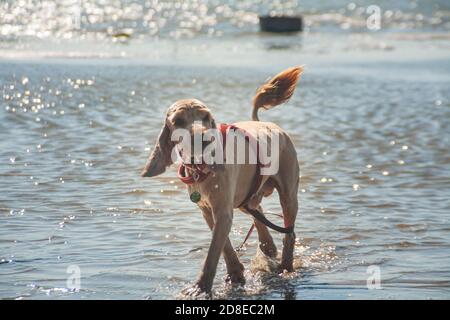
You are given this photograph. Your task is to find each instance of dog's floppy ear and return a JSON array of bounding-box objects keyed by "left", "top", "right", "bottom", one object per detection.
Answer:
[
  {"left": 210, "top": 117, "right": 217, "bottom": 129},
  {"left": 141, "top": 122, "right": 174, "bottom": 177}
]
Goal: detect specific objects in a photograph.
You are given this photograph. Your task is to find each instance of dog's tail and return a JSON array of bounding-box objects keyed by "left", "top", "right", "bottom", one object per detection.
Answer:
[{"left": 252, "top": 66, "right": 303, "bottom": 121}]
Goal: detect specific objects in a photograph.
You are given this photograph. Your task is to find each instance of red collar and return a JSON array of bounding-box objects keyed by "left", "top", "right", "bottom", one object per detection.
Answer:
[
  {"left": 177, "top": 123, "right": 263, "bottom": 198},
  {"left": 178, "top": 163, "right": 210, "bottom": 185},
  {"left": 177, "top": 124, "right": 233, "bottom": 185}
]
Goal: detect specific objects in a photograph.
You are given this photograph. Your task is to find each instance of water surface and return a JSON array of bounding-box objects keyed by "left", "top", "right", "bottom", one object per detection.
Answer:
[{"left": 0, "top": 0, "right": 450, "bottom": 300}]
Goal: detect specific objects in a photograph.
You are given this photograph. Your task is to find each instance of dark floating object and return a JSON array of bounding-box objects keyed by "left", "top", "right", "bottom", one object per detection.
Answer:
[
  {"left": 259, "top": 15, "right": 303, "bottom": 33},
  {"left": 112, "top": 32, "right": 131, "bottom": 39}
]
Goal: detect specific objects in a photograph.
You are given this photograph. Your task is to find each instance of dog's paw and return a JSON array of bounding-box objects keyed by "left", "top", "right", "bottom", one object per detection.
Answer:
[
  {"left": 180, "top": 282, "right": 212, "bottom": 299},
  {"left": 259, "top": 242, "right": 278, "bottom": 259},
  {"left": 181, "top": 285, "right": 202, "bottom": 297},
  {"left": 250, "top": 247, "right": 280, "bottom": 273},
  {"left": 278, "top": 264, "right": 295, "bottom": 274},
  {"left": 225, "top": 271, "right": 246, "bottom": 285}
]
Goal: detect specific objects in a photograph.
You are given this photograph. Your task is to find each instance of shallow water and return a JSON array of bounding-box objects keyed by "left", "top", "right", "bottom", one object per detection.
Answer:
[{"left": 1, "top": 1, "right": 450, "bottom": 300}]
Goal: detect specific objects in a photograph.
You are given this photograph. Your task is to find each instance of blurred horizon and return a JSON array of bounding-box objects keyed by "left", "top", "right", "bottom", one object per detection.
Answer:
[
  {"left": 0, "top": 0, "right": 449, "bottom": 63},
  {"left": 1, "top": 0, "right": 449, "bottom": 42}
]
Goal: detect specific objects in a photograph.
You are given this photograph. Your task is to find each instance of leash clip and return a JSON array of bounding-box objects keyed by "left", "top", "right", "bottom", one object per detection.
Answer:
[{"left": 192, "top": 171, "right": 200, "bottom": 182}]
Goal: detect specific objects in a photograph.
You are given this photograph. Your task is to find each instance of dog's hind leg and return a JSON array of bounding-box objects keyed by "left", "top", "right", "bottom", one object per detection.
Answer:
[
  {"left": 201, "top": 206, "right": 245, "bottom": 285},
  {"left": 274, "top": 176, "right": 299, "bottom": 272},
  {"left": 240, "top": 205, "right": 277, "bottom": 258}
]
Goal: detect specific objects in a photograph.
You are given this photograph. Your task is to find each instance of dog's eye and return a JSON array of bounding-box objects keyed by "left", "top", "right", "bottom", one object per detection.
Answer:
[{"left": 173, "top": 118, "right": 185, "bottom": 127}]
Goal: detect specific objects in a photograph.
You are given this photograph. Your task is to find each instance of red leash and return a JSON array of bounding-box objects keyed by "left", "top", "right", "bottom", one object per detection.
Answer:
[{"left": 236, "top": 223, "right": 255, "bottom": 252}]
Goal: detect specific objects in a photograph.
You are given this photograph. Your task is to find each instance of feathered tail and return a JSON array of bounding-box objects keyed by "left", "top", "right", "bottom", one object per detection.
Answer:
[{"left": 252, "top": 66, "right": 303, "bottom": 121}]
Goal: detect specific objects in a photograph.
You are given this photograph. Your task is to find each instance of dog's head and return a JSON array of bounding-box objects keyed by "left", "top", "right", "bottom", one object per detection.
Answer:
[{"left": 141, "top": 99, "right": 217, "bottom": 177}]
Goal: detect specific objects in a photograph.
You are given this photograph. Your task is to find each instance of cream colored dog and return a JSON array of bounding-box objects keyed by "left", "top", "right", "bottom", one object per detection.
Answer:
[{"left": 142, "top": 66, "right": 303, "bottom": 294}]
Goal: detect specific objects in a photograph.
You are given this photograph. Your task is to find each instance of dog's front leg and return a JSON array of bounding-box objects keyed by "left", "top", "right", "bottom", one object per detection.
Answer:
[
  {"left": 200, "top": 206, "right": 245, "bottom": 285},
  {"left": 196, "top": 204, "right": 233, "bottom": 293}
]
